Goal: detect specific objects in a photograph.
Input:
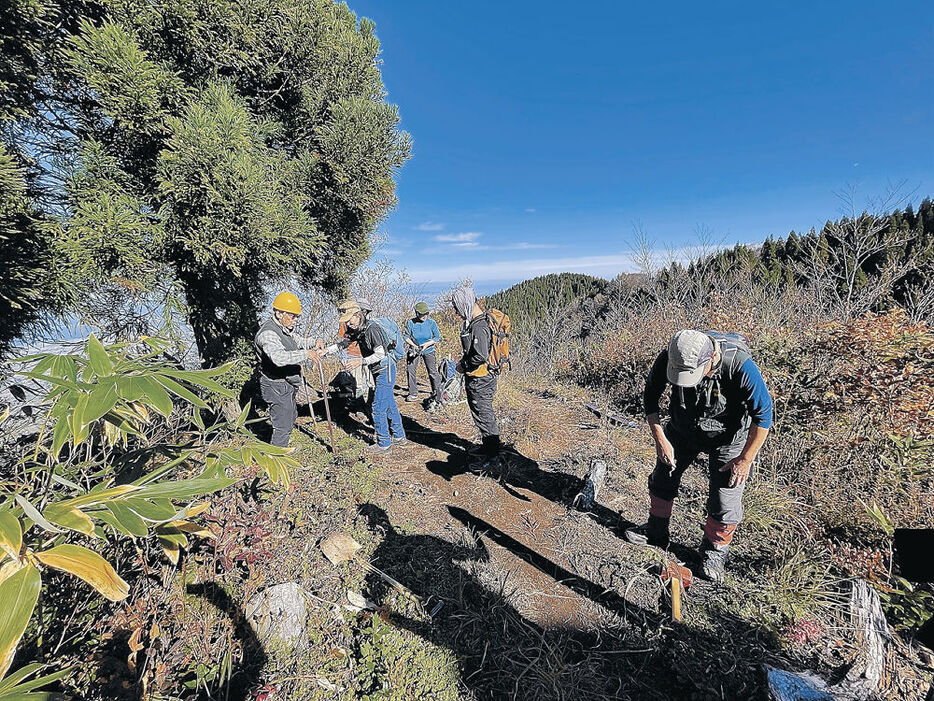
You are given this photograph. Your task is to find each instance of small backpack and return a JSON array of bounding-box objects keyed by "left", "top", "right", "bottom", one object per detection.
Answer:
[
  {"left": 706, "top": 331, "right": 752, "bottom": 376},
  {"left": 439, "top": 357, "right": 457, "bottom": 381},
  {"left": 370, "top": 317, "right": 406, "bottom": 363},
  {"left": 485, "top": 309, "right": 511, "bottom": 373},
  {"left": 439, "top": 374, "right": 464, "bottom": 406}
]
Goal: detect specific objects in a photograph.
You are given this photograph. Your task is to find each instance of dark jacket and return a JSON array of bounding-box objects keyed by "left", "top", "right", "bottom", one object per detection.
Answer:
[
  {"left": 644, "top": 342, "right": 773, "bottom": 440},
  {"left": 460, "top": 314, "right": 492, "bottom": 376}
]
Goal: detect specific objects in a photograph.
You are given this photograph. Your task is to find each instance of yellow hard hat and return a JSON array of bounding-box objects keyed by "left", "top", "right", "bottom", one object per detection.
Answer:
[{"left": 272, "top": 291, "right": 302, "bottom": 315}]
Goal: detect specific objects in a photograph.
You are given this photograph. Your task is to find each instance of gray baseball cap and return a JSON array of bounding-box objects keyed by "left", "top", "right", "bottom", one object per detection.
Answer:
[{"left": 667, "top": 330, "right": 715, "bottom": 387}]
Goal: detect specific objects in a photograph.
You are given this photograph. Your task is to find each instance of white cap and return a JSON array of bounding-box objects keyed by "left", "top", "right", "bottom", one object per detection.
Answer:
[{"left": 667, "top": 330, "right": 715, "bottom": 387}]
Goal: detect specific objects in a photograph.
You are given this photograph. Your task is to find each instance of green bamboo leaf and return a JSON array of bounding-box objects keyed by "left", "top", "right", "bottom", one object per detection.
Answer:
[
  {"left": 0, "top": 565, "right": 41, "bottom": 678},
  {"left": 71, "top": 393, "right": 89, "bottom": 447},
  {"left": 12, "top": 496, "right": 62, "bottom": 534},
  {"left": 252, "top": 442, "right": 293, "bottom": 456},
  {"left": 0, "top": 511, "right": 22, "bottom": 560},
  {"left": 0, "top": 662, "right": 43, "bottom": 693},
  {"left": 152, "top": 374, "right": 208, "bottom": 409},
  {"left": 89, "top": 509, "right": 133, "bottom": 536},
  {"left": 114, "top": 377, "right": 145, "bottom": 402},
  {"left": 104, "top": 502, "right": 147, "bottom": 537},
  {"left": 0, "top": 664, "right": 74, "bottom": 694},
  {"left": 161, "top": 370, "right": 232, "bottom": 396},
  {"left": 191, "top": 407, "right": 205, "bottom": 431},
  {"left": 42, "top": 505, "right": 95, "bottom": 537},
  {"left": 122, "top": 498, "right": 176, "bottom": 522},
  {"left": 84, "top": 382, "right": 118, "bottom": 425},
  {"left": 137, "top": 377, "right": 173, "bottom": 417},
  {"left": 49, "top": 419, "right": 70, "bottom": 460},
  {"left": 50, "top": 356, "right": 77, "bottom": 383},
  {"left": 131, "top": 451, "right": 195, "bottom": 486},
  {"left": 133, "top": 477, "right": 237, "bottom": 500},
  {"left": 235, "top": 402, "right": 250, "bottom": 428},
  {"left": 14, "top": 371, "right": 80, "bottom": 393},
  {"left": 86, "top": 335, "right": 112, "bottom": 377},
  {"left": 56, "top": 485, "right": 139, "bottom": 510},
  {"left": 49, "top": 474, "right": 81, "bottom": 492}
]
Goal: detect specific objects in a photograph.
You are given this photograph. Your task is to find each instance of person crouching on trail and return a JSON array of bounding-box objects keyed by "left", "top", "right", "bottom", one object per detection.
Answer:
[
  {"left": 624, "top": 330, "right": 773, "bottom": 582},
  {"left": 452, "top": 286, "right": 502, "bottom": 471},
  {"left": 318, "top": 300, "right": 406, "bottom": 455},
  {"left": 404, "top": 301, "right": 443, "bottom": 408},
  {"left": 254, "top": 292, "right": 320, "bottom": 447}
]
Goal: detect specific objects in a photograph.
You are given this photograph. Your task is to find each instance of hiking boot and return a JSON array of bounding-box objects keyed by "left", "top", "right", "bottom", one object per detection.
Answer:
[
  {"left": 624, "top": 516, "right": 670, "bottom": 550},
  {"left": 367, "top": 443, "right": 392, "bottom": 456},
  {"left": 405, "top": 395, "right": 419, "bottom": 403},
  {"left": 699, "top": 542, "right": 729, "bottom": 583},
  {"left": 391, "top": 435, "right": 408, "bottom": 447}
]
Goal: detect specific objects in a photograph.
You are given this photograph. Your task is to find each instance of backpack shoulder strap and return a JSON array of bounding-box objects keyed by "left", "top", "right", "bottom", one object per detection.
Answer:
[{"left": 718, "top": 342, "right": 750, "bottom": 380}]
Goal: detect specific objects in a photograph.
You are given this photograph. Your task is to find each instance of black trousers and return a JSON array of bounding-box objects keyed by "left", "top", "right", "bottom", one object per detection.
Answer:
[
  {"left": 260, "top": 374, "right": 298, "bottom": 447},
  {"left": 465, "top": 372, "right": 499, "bottom": 455},
  {"left": 406, "top": 352, "right": 442, "bottom": 401}
]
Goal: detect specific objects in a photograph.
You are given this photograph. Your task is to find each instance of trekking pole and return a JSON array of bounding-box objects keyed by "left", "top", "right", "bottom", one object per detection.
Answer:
[
  {"left": 317, "top": 359, "right": 337, "bottom": 454},
  {"left": 301, "top": 365, "right": 318, "bottom": 430}
]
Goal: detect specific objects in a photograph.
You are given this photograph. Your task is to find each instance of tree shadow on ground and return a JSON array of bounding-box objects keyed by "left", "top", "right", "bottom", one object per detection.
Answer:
[
  {"left": 358, "top": 502, "right": 790, "bottom": 700},
  {"left": 186, "top": 581, "right": 268, "bottom": 701},
  {"left": 398, "top": 409, "right": 706, "bottom": 563}
]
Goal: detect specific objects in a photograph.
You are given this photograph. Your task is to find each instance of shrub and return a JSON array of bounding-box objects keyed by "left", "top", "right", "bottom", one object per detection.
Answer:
[{"left": 0, "top": 335, "right": 295, "bottom": 695}]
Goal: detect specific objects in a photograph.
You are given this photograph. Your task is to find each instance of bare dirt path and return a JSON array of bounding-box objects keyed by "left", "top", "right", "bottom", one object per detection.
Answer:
[{"left": 335, "top": 378, "right": 678, "bottom": 630}]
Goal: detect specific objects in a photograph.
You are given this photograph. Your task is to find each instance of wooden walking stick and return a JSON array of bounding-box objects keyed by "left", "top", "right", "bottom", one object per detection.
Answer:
[{"left": 317, "top": 359, "right": 337, "bottom": 454}]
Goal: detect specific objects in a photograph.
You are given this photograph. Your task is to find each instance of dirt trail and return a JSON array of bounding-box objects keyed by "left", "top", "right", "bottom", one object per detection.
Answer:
[{"left": 340, "top": 380, "right": 678, "bottom": 629}]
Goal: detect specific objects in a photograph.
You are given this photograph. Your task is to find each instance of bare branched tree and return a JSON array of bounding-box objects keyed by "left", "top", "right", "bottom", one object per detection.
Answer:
[{"left": 795, "top": 187, "right": 916, "bottom": 319}]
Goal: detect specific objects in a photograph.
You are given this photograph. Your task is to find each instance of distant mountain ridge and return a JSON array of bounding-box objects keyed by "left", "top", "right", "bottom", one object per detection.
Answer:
[{"left": 482, "top": 273, "right": 608, "bottom": 334}]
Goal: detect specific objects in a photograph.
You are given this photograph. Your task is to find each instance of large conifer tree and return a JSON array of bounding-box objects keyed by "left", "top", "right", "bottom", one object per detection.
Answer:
[{"left": 1, "top": 0, "right": 410, "bottom": 364}]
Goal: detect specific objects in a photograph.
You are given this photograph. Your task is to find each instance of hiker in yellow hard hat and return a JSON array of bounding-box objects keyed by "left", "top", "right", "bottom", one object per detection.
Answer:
[{"left": 254, "top": 292, "right": 321, "bottom": 446}]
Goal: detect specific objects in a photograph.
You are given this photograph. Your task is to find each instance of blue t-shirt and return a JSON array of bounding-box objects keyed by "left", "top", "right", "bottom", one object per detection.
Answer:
[{"left": 405, "top": 317, "right": 441, "bottom": 354}]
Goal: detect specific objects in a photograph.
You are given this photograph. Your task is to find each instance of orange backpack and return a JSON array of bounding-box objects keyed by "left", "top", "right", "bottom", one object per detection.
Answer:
[{"left": 485, "top": 309, "right": 511, "bottom": 373}]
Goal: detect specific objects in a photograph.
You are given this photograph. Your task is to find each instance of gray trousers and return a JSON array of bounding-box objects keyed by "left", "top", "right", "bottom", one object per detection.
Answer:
[
  {"left": 260, "top": 375, "right": 298, "bottom": 447},
  {"left": 647, "top": 423, "right": 747, "bottom": 525},
  {"left": 406, "top": 351, "right": 442, "bottom": 401},
  {"left": 465, "top": 373, "right": 498, "bottom": 443}
]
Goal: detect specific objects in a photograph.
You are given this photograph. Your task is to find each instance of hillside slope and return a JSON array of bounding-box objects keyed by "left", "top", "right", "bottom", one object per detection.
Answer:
[{"left": 87, "top": 370, "right": 930, "bottom": 700}]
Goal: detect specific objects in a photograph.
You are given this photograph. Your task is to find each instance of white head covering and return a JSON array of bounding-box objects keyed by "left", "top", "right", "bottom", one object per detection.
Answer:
[{"left": 451, "top": 286, "right": 476, "bottom": 319}]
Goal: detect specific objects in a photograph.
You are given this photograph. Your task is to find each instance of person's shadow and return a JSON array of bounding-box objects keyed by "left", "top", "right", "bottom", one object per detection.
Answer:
[
  {"left": 357, "top": 502, "right": 792, "bottom": 700},
  {"left": 398, "top": 411, "right": 703, "bottom": 565},
  {"left": 186, "top": 581, "right": 268, "bottom": 701}
]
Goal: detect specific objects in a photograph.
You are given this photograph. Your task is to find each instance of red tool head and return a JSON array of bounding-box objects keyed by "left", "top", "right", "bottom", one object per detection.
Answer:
[{"left": 661, "top": 560, "right": 693, "bottom": 589}]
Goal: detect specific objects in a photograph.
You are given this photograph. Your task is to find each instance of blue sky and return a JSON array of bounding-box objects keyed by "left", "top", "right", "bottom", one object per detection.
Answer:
[{"left": 351, "top": 1, "right": 934, "bottom": 295}]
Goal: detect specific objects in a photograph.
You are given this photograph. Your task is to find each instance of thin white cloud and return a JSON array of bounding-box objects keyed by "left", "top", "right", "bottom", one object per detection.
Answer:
[
  {"left": 510, "top": 242, "right": 558, "bottom": 250},
  {"left": 525, "top": 208, "right": 536, "bottom": 213},
  {"left": 424, "top": 241, "right": 562, "bottom": 254},
  {"left": 415, "top": 221, "right": 445, "bottom": 231},
  {"left": 434, "top": 232, "right": 483, "bottom": 243},
  {"left": 407, "top": 253, "right": 640, "bottom": 283}
]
